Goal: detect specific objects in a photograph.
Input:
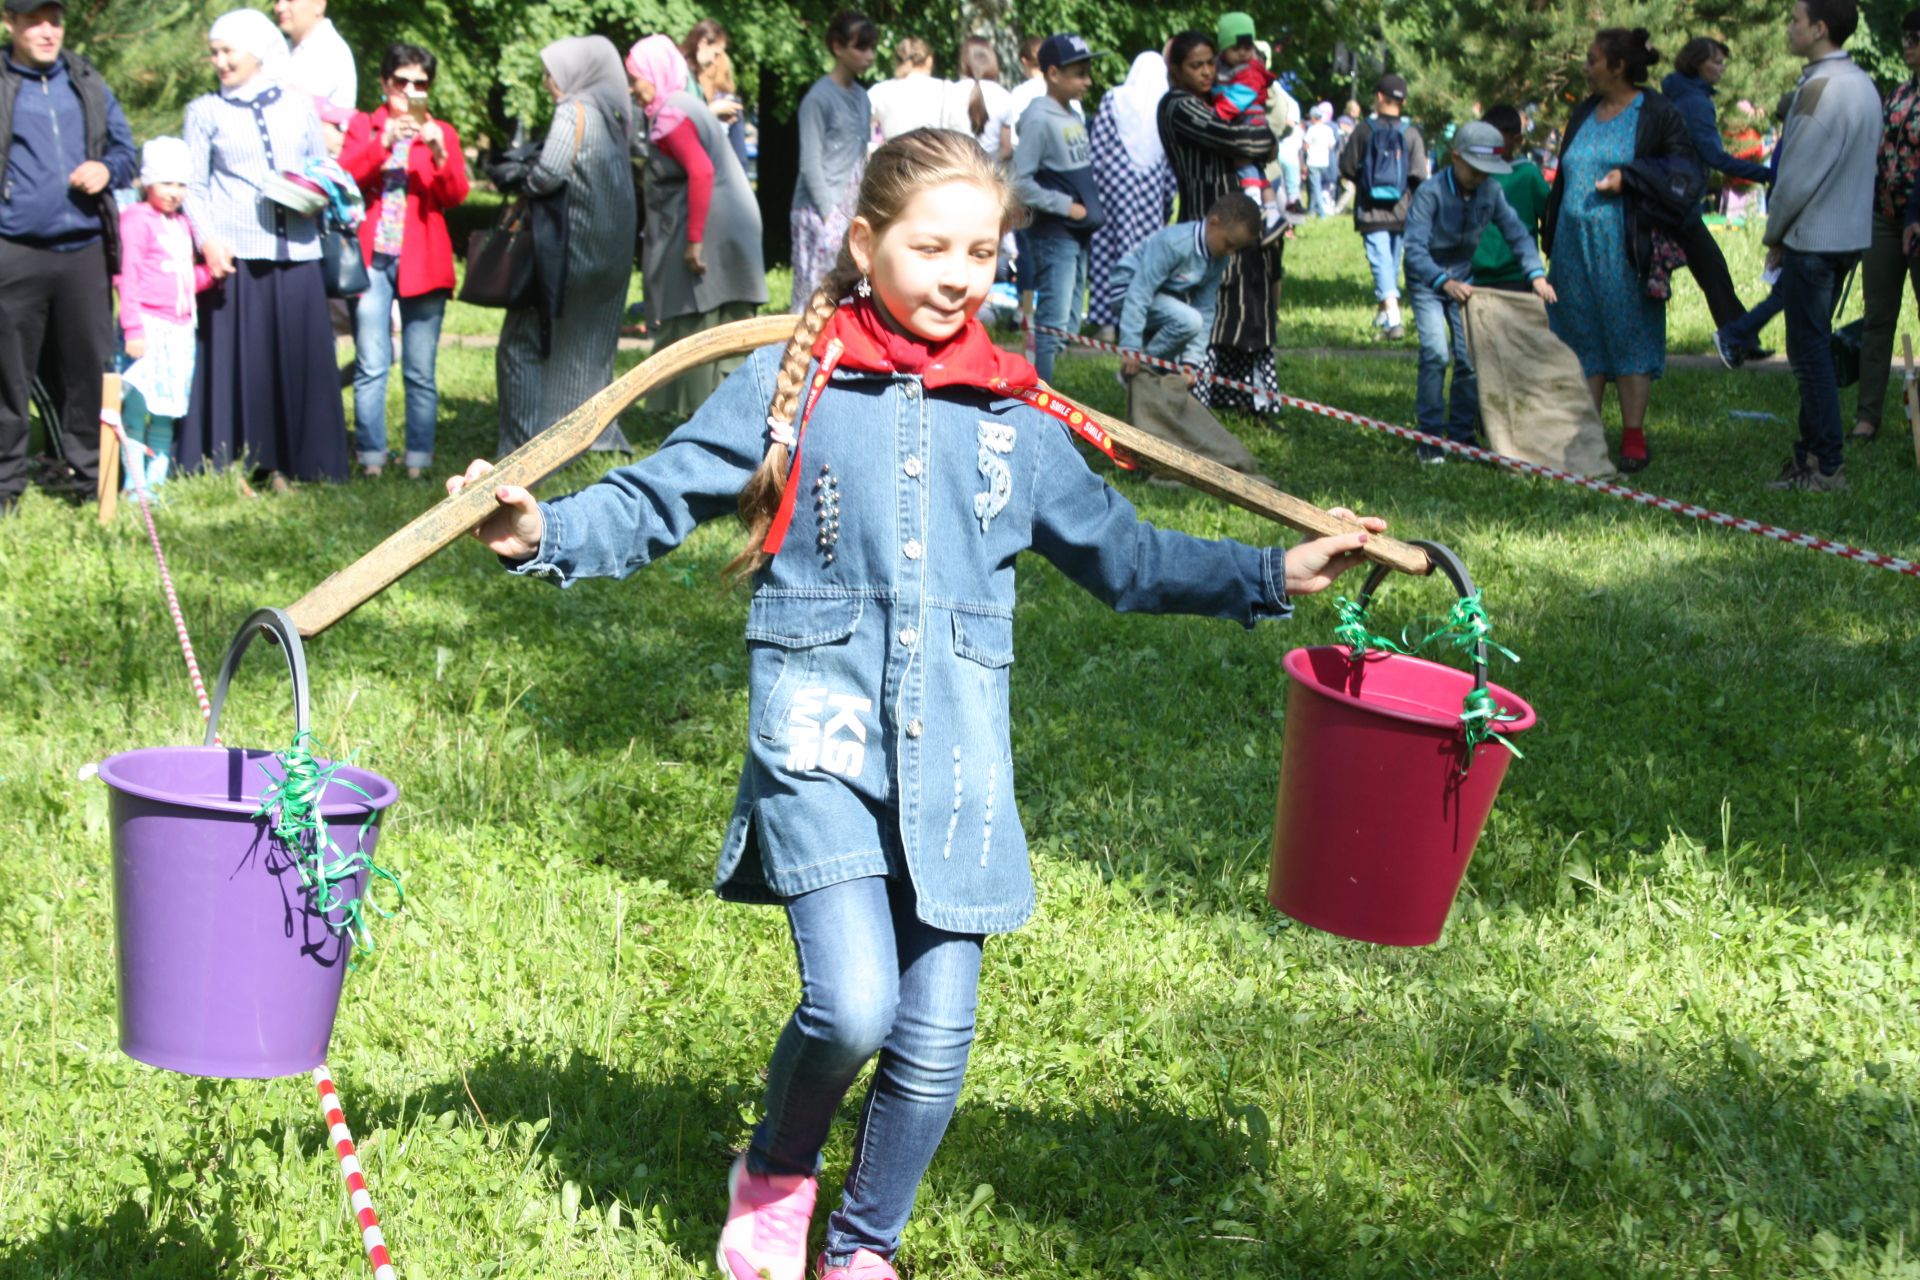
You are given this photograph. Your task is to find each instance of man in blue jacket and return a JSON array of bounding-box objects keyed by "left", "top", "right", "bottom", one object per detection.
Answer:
[
  {"left": 1402, "top": 121, "right": 1555, "bottom": 462},
  {"left": 0, "top": 0, "right": 135, "bottom": 512}
]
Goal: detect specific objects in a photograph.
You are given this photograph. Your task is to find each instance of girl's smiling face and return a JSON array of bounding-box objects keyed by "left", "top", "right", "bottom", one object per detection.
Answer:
[
  {"left": 146, "top": 181, "right": 186, "bottom": 214},
  {"left": 848, "top": 179, "right": 1003, "bottom": 342}
]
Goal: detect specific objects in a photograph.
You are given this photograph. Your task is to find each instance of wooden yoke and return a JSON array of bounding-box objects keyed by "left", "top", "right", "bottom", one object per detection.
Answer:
[{"left": 285, "top": 315, "right": 1428, "bottom": 637}]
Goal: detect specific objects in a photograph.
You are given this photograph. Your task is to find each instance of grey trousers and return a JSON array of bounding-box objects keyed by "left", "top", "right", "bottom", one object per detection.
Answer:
[{"left": 1854, "top": 212, "right": 1920, "bottom": 429}]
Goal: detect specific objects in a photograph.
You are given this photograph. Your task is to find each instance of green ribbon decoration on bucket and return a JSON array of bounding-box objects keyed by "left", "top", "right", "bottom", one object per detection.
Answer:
[
  {"left": 253, "top": 732, "right": 403, "bottom": 952},
  {"left": 1331, "top": 593, "right": 1525, "bottom": 774}
]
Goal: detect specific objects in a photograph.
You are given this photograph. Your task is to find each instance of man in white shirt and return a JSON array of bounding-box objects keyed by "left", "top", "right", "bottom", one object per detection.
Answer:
[{"left": 275, "top": 0, "right": 355, "bottom": 128}]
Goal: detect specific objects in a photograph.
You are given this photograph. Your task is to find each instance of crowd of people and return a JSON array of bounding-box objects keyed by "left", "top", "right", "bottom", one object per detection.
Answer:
[{"left": 2, "top": 0, "right": 1914, "bottom": 514}]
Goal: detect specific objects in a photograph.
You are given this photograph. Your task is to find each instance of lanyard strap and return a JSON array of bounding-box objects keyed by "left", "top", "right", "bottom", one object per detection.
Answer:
[
  {"left": 761, "top": 355, "right": 1135, "bottom": 558},
  {"left": 762, "top": 338, "right": 846, "bottom": 555}
]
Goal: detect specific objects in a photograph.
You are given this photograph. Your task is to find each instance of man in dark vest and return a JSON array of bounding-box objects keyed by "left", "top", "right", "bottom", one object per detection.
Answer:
[{"left": 1, "top": 0, "right": 135, "bottom": 511}]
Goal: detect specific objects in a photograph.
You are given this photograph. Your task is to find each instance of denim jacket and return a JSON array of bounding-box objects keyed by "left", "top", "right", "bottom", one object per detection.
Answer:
[
  {"left": 1403, "top": 167, "right": 1544, "bottom": 291},
  {"left": 1109, "top": 222, "right": 1227, "bottom": 367},
  {"left": 509, "top": 343, "right": 1293, "bottom": 933}
]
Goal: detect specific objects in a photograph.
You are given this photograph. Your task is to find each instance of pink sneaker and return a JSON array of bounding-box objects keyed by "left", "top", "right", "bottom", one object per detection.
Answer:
[
  {"left": 716, "top": 1156, "right": 818, "bottom": 1280},
  {"left": 816, "top": 1249, "right": 899, "bottom": 1280}
]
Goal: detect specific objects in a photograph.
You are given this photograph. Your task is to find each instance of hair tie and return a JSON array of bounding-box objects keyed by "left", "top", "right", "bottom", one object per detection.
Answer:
[{"left": 766, "top": 416, "right": 797, "bottom": 447}]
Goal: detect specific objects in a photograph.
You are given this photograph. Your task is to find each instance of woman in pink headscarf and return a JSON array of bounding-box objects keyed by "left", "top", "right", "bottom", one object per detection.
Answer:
[{"left": 627, "top": 32, "right": 766, "bottom": 418}]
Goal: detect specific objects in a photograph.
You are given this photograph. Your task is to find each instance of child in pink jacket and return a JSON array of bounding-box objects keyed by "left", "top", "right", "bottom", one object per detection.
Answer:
[{"left": 116, "top": 137, "right": 212, "bottom": 492}]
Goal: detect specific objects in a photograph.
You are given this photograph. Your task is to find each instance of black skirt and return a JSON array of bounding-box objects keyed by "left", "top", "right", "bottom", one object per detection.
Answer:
[{"left": 179, "top": 259, "right": 348, "bottom": 482}]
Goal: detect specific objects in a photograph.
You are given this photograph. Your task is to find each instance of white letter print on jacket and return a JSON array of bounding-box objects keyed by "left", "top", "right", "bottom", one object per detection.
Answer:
[
  {"left": 786, "top": 686, "right": 873, "bottom": 777},
  {"left": 974, "top": 420, "right": 1016, "bottom": 532}
]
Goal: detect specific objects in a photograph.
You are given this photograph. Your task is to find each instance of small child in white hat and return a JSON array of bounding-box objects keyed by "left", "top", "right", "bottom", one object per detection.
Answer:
[{"left": 115, "top": 137, "right": 212, "bottom": 492}]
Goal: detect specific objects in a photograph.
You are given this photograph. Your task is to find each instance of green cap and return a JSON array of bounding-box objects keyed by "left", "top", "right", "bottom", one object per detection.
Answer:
[{"left": 1217, "top": 11, "right": 1257, "bottom": 47}]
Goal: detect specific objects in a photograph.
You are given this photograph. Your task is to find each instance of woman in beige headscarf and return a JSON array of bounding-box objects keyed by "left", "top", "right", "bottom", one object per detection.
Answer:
[{"left": 494, "top": 35, "right": 637, "bottom": 453}]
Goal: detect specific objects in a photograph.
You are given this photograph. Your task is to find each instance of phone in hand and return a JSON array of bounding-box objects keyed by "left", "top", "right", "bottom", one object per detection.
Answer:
[{"left": 405, "top": 91, "right": 430, "bottom": 124}]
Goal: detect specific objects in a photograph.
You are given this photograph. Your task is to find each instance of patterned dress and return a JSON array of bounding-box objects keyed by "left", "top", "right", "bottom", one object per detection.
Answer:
[
  {"left": 1547, "top": 96, "right": 1666, "bottom": 380},
  {"left": 1086, "top": 95, "right": 1177, "bottom": 327}
]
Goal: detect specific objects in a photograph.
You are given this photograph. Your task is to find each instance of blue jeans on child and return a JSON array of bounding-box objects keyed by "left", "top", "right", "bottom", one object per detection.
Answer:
[
  {"left": 1307, "top": 164, "right": 1331, "bottom": 216},
  {"left": 748, "top": 874, "right": 984, "bottom": 1268},
  {"left": 1409, "top": 282, "right": 1477, "bottom": 442},
  {"left": 1142, "top": 293, "right": 1206, "bottom": 367},
  {"left": 352, "top": 253, "right": 447, "bottom": 470},
  {"left": 1363, "top": 230, "right": 1404, "bottom": 306},
  {"left": 1026, "top": 233, "right": 1087, "bottom": 382}
]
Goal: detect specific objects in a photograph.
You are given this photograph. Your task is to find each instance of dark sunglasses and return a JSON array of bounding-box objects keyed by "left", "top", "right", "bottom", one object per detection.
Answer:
[{"left": 391, "top": 73, "right": 432, "bottom": 88}]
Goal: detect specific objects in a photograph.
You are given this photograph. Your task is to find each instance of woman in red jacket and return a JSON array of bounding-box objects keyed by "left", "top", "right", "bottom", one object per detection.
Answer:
[{"left": 339, "top": 42, "right": 470, "bottom": 478}]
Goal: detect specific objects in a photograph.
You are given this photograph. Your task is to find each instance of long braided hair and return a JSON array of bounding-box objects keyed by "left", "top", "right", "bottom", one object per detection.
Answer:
[{"left": 724, "top": 128, "right": 1023, "bottom": 581}]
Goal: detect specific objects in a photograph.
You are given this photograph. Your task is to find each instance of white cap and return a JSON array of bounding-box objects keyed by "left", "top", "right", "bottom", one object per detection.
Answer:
[{"left": 140, "top": 136, "right": 191, "bottom": 186}]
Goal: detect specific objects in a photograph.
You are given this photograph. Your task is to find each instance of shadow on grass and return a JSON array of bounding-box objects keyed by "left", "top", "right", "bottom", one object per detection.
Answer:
[{"left": 0, "top": 1186, "right": 243, "bottom": 1280}]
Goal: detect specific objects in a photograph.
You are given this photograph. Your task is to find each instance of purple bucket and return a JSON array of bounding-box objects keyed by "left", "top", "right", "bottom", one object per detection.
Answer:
[{"left": 97, "top": 608, "right": 398, "bottom": 1079}]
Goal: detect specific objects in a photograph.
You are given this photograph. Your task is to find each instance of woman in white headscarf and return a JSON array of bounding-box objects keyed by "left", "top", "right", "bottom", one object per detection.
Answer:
[
  {"left": 495, "top": 34, "right": 639, "bottom": 454},
  {"left": 1086, "top": 50, "right": 1178, "bottom": 335},
  {"left": 177, "top": 5, "right": 347, "bottom": 486}
]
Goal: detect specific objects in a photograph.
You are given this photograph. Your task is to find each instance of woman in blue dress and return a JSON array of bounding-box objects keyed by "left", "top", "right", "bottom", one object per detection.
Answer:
[{"left": 1542, "top": 28, "right": 1695, "bottom": 473}]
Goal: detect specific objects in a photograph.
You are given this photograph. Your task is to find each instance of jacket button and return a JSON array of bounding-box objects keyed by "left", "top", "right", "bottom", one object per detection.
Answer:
[
  {"left": 903, "top": 539, "right": 922, "bottom": 560},
  {"left": 903, "top": 380, "right": 920, "bottom": 399},
  {"left": 898, "top": 627, "right": 918, "bottom": 646},
  {"left": 906, "top": 718, "right": 923, "bottom": 738},
  {"left": 903, "top": 455, "right": 921, "bottom": 478}
]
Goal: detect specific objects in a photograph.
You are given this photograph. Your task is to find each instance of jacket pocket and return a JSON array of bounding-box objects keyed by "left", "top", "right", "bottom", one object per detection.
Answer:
[
  {"left": 951, "top": 610, "right": 1014, "bottom": 668},
  {"left": 749, "top": 595, "right": 865, "bottom": 742}
]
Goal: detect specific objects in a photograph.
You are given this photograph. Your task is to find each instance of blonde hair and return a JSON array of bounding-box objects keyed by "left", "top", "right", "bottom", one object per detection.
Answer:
[
  {"left": 893, "top": 36, "right": 933, "bottom": 74},
  {"left": 725, "top": 129, "right": 1021, "bottom": 582}
]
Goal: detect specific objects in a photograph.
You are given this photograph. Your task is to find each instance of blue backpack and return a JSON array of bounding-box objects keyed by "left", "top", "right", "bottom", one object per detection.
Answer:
[{"left": 1363, "top": 120, "right": 1408, "bottom": 204}]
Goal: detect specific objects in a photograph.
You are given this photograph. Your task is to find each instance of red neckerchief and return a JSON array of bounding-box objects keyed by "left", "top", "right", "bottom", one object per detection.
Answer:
[{"left": 762, "top": 300, "right": 1132, "bottom": 557}]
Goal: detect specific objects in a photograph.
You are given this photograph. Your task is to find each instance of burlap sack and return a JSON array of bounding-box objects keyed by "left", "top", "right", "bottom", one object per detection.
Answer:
[
  {"left": 1125, "top": 369, "right": 1264, "bottom": 478},
  {"left": 1464, "top": 288, "right": 1619, "bottom": 479}
]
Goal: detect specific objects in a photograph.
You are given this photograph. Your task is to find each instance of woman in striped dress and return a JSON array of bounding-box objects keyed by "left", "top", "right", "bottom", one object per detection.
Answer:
[
  {"left": 495, "top": 36, "right": 637, "bottom": 454},
  {"left": 1157, "top": 31, "right": 1280, "bottom": 414},
  {"left": 179, "top": 7, "right": 346, "bottom": 486},
  {"left": 1087, "top": 51, "right": 1176, "bottom": 333}
]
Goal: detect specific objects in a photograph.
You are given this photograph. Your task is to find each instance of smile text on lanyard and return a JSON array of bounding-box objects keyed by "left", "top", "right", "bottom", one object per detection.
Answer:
[{"left": 762, "top": 342, "right": 1136, "bottom": 556}]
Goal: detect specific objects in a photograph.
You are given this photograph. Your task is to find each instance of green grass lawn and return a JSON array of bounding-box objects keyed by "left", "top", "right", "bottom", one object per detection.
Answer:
[{"left": 2, "top": 241, "right": 1918, "bottom": 1279}]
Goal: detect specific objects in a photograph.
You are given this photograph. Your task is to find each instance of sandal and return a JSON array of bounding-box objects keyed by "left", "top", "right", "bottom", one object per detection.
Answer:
[{"left": 1849, "top": 423, "right": 1878, "bottom": 443}]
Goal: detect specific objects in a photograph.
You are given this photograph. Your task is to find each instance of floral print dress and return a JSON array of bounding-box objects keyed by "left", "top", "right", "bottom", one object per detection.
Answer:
[{"left": 1875, "top": 79, "right": 1920, "bottom": 222}]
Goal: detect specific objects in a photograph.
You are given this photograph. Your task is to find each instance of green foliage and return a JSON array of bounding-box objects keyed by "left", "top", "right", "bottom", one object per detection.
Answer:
[
  {"left": 2, "top": 233, "right": 1918, "bottom": 1276},
  {"left": 1381, "top": 0, "right": 1920, "bottom": 137}
]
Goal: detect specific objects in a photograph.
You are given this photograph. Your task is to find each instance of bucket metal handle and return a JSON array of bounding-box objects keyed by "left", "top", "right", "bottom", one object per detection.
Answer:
[
  {"left": 203, "top": 607, "right": 310, "bottom": 747},
  {"left": 1351, "top": 540, "right": 1488, "bottom": 696}
]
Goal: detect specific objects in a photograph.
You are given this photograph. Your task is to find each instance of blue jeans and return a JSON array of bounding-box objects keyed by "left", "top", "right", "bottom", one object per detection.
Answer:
[
  {"left": 1718, "top": 284, "right": 1786, "bottom": 355},
  {"left": 749, "top": 875, "right": 984, "bottom": 1267},
  {"left": 1307, "top": 164, "right": 1331, "bottom": 216},
  {"left": 1027, "top": 233, "right": 1087, "bottom": 382},
  {"left": 1142, "top": 292, "right": 1205, "bottom": 367},
  {"left": 1409, "top": 282, "right": 1476, "bottom": 442},
  {"left": 352, "top": 254, "right": 447, "bottom": 469},
  {"left": 1278, "top": 150, "right": 1302, "bottom": 205},
  {"left": 1780, "top": 249, "right": 1857, "bottom": 474},
  {"left": 1363, "top": 229, "right": 1403, "bottom": 305}
]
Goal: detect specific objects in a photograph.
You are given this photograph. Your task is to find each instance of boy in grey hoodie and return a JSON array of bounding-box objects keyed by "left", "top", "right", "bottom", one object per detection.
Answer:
[
  {"left": 1012, "top": 33, "right": 1104, "bottom": 381},
  {"left": 1762, "top": 0, "right": 1880, "bottom": 491}
]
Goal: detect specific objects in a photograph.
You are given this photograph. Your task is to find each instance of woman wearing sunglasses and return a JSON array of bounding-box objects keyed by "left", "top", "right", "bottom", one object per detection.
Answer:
[{"left": 338, "top": 42, "right": 470, "bottom": 478}]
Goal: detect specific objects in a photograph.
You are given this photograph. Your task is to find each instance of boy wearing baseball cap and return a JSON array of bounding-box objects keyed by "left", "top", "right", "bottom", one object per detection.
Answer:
[
  {"left": 1011, "top": 32, "right": 1105, "bottom": 381},
  {"left": 1400, "top": 120, "right": 1554, "bottom": 461}
]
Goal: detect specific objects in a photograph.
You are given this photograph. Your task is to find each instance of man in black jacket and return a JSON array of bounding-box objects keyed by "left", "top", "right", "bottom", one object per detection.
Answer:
[{"left": 0, "top": 0, "right": 135, "bottom": 511}]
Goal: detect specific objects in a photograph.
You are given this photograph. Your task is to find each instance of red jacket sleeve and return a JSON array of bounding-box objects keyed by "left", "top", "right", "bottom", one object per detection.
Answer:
[
  {"left": 337, "top": 110, "right": 388, "bottom": 188},
  {"left": 655, "top": 119, "right": 714, "bottom": 244},
  {"left": 416, "top": 118, "right": 470, "bottom": 208}
]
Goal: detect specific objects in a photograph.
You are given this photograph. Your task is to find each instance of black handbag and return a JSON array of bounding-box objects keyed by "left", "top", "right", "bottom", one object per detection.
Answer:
[
  {"left": 319, "top": 218, "right": 370, "bottom": 298},
  {"left": 1831, "top": 267, "right": 1864, "bottom": 389},
  {"left": 458, "top": 199, "right": 537, "bottom": 308}
]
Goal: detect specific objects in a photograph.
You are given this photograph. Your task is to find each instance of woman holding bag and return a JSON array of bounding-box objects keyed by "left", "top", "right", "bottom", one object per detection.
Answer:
[
  {"left": 494, "top": 35, "right": 637, "bottom": 454},
  {"left": 339, "top": 42, "right": 469, "bottom": 478},
  {"left": 179, "top": 6, "right": 346, "bottom": 487}
]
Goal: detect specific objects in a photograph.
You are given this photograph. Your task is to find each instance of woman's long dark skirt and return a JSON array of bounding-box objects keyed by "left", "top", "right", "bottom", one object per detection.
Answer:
[{"left": 179, "top": 258, "right": 348, "bottom": 482}]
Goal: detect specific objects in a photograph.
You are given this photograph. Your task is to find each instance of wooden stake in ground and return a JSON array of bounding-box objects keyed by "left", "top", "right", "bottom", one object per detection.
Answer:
[
  {"left": 97, "top": 373, "right": 121, "bottom": 526},
  {"left": 285, "top": 315, "right": 1430, "bottom": 637},
  {"left": 1904, "top": 335, "right": 1920, "bottom": 468}
]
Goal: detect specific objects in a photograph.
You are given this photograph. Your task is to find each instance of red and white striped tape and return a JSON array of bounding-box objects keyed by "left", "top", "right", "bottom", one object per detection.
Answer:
[
  {"left": 1032, "top": 323, "right": 1919, "bottom": 580},
  {"left": 316, "top": 1066, "right": 398, "bottom": 1280}
]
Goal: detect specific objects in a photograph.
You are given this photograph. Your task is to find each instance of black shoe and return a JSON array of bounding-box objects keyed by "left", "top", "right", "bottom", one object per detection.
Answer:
[
  {"left": 1748, "top": 345, "right": 1775, "bottom": 362},
  {"left": 1619, "top": 451, "right": 1651, "bottom": 473},
  {"left": 1415, "top": 443, "right": 1448, "bottom": 464}
]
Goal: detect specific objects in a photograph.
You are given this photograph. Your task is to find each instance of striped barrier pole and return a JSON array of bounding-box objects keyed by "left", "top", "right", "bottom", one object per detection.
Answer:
[{"left": 315, "top": 1066, "right": 398, "bottom": 1280}]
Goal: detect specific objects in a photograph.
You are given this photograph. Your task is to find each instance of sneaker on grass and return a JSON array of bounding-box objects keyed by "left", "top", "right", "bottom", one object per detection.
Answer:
[
  {"left": 1766, "top": 457, "right": 1848, "bottom": 491},
  {"left": 717, "top": 1156, "right": 817, "bottom": 1280},
  {"left": 816, "top": 1249, "right": 900, "bottom": 1280}
]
